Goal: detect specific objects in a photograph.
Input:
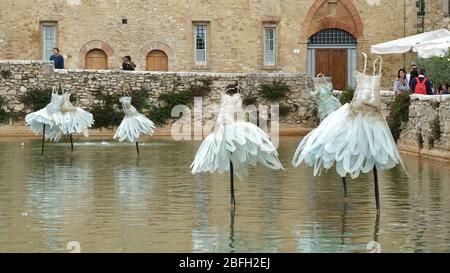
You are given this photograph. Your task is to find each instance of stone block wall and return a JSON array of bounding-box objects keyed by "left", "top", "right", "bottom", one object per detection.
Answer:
[
  {"left": 0, "top": 60, "right": 319, "bottom": 126},
  {"left": 398, "top": 94, "right": 450, "bottom": 156},
  {"left": 0, "top": 61, "right": 403, "bottom": 129}
]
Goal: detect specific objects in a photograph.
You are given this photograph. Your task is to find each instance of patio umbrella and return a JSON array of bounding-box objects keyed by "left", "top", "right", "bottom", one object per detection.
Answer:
[
  {"left": 412, "top": 36, "right": 450, "bottom": 58},
  {"left": 371, "top": 29, "right": 450, "bottom": 55}
]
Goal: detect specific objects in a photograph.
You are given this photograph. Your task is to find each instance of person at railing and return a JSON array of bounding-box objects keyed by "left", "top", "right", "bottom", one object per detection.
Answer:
[
  {"left": 438, "top": 83, "right": 449, "bottom": 95},
  {"left": 122, "top": 56, "right": 136, "bottom": 71},
  {"left": 393, "top": 68, "right": 410, "bottom": 94},
  {"left": 49, "top": 48, "right": 64, "bottom": 69},
  {"left": 406, "top": 64, "right": 418, "bottom": 86},
  {"left": 410, "top": 68, "right": 433, "bottom": 95}
]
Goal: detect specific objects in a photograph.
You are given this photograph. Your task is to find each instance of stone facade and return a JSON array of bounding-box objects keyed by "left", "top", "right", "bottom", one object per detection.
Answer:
[
  {"left": 398, "top": 94, "right": 450, "bottom": 158},
  {"left": 423, "top": 0, "right": 450, "bottom": 31},
  {"left": 0, "top": 0, "right": 418, "bottom": 88}
]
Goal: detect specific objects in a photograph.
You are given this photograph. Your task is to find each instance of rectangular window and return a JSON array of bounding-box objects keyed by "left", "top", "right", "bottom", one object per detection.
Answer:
[
  {"left": 444, "top": 0, "right": 450, "bottom": 15},
  {"left": 264, "top": 26, "right": 276, "bottom": 66},
  {"left": 42, "top": 24, "right": 56, "bottom": 61},
  {"left": 417, "top": 0, "right": 425, "bottom": 15},
  {"left": 195, "top": 24, "right": 207, "bottom": 65}
]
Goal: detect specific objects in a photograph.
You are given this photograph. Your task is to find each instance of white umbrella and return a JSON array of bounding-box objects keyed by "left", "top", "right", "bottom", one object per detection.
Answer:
[
  {"left": 413, "top": 36, "right": 450, "bottom": 58},
  {"left": 371, "top": 29, "right": 450, "bottom": 55}
]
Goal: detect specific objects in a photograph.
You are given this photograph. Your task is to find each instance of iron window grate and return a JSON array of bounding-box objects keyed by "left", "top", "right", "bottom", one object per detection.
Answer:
[{"left": 308, "top": 28, "right": 357, "bottom": 46}]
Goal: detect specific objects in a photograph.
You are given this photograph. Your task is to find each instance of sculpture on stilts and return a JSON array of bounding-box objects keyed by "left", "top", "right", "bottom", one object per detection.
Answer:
[
  {"left": 191, "top": 82, "right": 284, "bottom": 207},
  {"left": 293, "top": 53, "right": 407, "bottom": 211},
  {"left": 25, "top": 83, "right": 94, "bottom": 157},
  {"left": 114, "top": 83, "right": 156, "bottom": 157}
]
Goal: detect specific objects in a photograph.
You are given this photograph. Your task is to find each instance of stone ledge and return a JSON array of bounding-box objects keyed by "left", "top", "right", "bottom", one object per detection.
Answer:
[
  {"left": 398, "top": 143, "right": 450, "bottom": 162},
  {"left": 0, "top": 60, "right": 54, "bottom": 65},
  {"left": 332, "top": 90, "right": 395, "bottom": 97},
  {"left": 53, "top": 69, "right": 309, "bottom": 78},
  {"left": 410, "top": 94, "right": 450, "bottom": 102}
]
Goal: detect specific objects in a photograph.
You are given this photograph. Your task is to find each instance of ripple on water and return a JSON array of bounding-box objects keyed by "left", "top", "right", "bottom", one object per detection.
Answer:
[{"left": 0, "top": 137, "right": 449, "bottom": 252}]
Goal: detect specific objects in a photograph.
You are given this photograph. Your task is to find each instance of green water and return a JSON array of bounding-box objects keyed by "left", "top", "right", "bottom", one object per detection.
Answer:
[{"left": 0, "top": 137, "right": 449, "bottom": 252}]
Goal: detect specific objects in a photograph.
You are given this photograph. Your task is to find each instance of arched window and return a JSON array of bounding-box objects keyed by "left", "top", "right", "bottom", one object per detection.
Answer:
[
  {"left": 308, "top": 28, "right": 357, "bottom": 47},
  {"left": 307, "top": 29, "right": 357, "bottom": 90},
  {"left": 85, "top": 49, "right": 108, "bottom": 70},
  {"left": 146, "top": 50, "right": 168, "bottom": 71}
]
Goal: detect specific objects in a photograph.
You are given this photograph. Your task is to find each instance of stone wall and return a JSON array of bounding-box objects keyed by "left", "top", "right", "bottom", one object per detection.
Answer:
[
  {"left": 0, "top": 60, "right": 319, "bottom": 126},
  {"left": 0, "top": 61, "right": 402, "bottom": 129},
  {"left": 398, "top": 94, "right": 450, "bottom": 158},
  {"left": 423, "top": 0, "right": 450, "bottom": 31}
]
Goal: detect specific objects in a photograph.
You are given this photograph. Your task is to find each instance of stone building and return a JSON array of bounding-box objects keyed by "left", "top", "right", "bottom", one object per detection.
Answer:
[
  {"left": 422, "top": 0, "right": 450, "bottom": 31},
  {"left": 0, "top": 0, "right": 418, "bottom": 89}
]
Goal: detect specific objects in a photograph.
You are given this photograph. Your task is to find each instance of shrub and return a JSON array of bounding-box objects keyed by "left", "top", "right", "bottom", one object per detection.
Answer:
[
  {"left": 339, "top": 87, "right": 355, "bottom": 105},
  {"left": 158, "top": 90, "right": 190, "bottom": 108},
  {"left": 414, "top": 53, "right": 450, "bottom": 88},
  {"left": 147, "top": 90, "right": 192, "bottom": 126},
  {"left": 20, "top": 88, "right": 52, "bottom": 112},
  {"left": 387, "top": 92, "right": 411, "bottom": 142},
  {"left": 260, "top": 80, "right": 290, "bottom": 102},
  {"left": 89, "top": 88, "right": 123, "bottom": 129},
  {"left": 130, "top": 87, "right": 151, "bottom": 112},
  {"left": 242, "top": 96, "right": 258, "bottom": 107},
  {"left": 187, "top": 79, "right": 212, "bottom": 98},
  {"left": 428, "top": 113, "right": 441, "bottom": 148},
  {"left": 147, "top": 105, "right": 172, "bottom": 126},
  {"left": 0, "top": 95, "right": 9, "bottom": 123}
]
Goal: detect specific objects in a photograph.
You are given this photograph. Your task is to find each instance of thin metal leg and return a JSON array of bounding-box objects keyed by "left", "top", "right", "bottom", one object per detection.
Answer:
[
  {"left": 229, "top": 207, "right": 236, "bottom": 251},
  {"left": 41, "top": 124, "right": 46, "bottom": 158},
  {"left": 230, "top": 161, "right": 236, "bottom": 207},
  {"left": 373, "top": 211, "right": 380, "bottom": 242},
  {"left": 373, "top": 166, "right": 380, "bottom": 211},
  {"left": 342, "top": 177, "right": 348, "bottom": 199},
  {"left": 136, "top": 141, "right": 140, "bottom": 157},
  {"left": 70, "top": 134, "right": 74, "bottom": 152}
]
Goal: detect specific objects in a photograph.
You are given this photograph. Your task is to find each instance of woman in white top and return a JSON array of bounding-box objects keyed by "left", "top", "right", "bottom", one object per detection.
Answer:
[{"left": 393, "top": 68, "right": 410, "bottom": 94}]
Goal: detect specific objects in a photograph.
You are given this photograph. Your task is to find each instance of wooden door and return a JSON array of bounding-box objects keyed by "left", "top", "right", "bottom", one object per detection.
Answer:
[
  {"left": 85, "top": 49, "right": 108, "bottom": 69},
  {"left": 315, "top": 48, "right": 348, "bottom": 91},
  {"left": 146, "top": 50, "right": 168, "bottom": 71}
]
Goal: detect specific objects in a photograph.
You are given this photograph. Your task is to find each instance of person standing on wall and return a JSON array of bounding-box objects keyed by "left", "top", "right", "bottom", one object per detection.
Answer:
[
  {"left": 410, "top": 68, "right": 433, "bottom": 95},
  {"left": 122, "top": 56, "right": 136, "bottom": 71},
  {"left": 50, "top": 48, "right": 64, "bottom": 69}
]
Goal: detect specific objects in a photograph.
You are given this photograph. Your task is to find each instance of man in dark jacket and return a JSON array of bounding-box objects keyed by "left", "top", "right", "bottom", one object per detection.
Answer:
[
  {"left": 49, "top": 48, "right": 64, "bottom": 69},
  {"left": 410, "top": 68, "right": 433, "bottom": 95},
  {"left": 122, "top": 56, "right": 136, "bottom": 71}
]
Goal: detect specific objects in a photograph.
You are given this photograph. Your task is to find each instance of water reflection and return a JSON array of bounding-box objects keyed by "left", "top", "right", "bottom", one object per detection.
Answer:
[{"left": 0, "top": 137, "right": 449, "bottom": 252}]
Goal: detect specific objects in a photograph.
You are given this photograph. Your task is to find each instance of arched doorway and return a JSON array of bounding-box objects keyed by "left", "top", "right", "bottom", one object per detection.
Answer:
[
  {"left": 85, "top": 49, "right": 108, "bottom": 70},
  {"left": 146, "top": 50, "right": 168, "bottom": 71},
  {"left": 307, "top": 28, "right": 357, "bottom": 90}
]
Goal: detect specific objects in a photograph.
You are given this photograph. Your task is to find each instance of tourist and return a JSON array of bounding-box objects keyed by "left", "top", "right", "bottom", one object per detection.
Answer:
[
  {"left": 122, "top": 56, "right": 136, "bottom": 71},
  {"left": 406, "top": 64, "right": 418, "bottom": 85},
  {"left": 393, "top": 68, "right": 410, "bottom": 94},
  {"left": 408, "top": 69, "right": 419, "bottom": 89},
  {"left": 410, "top": 68, "right": 433, "bottom": 95},
  {"left": 439, "top": 83, "right": 449, "bottom": 95},
  {"left": 49, "top": 48, "right": 64, "bottom": 69}
]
